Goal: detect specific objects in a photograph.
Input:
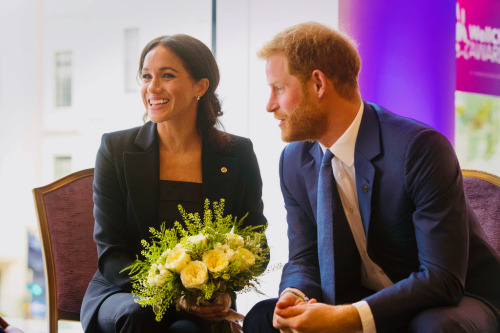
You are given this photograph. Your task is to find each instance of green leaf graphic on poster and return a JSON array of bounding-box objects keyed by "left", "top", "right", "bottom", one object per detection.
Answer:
[{"left": 455, "top": 91, "right": 500, "bottom": 175}]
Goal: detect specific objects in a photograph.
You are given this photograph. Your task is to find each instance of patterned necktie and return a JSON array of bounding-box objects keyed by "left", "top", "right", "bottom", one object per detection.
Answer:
[{"left": 317, "top": 149, "right": 360, "bottom": 304}]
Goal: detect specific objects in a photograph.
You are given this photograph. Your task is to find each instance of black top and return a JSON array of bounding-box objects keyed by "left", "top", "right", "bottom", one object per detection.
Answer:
[{"left": 158, "top": 180, "right": 203, "bottom": 227}]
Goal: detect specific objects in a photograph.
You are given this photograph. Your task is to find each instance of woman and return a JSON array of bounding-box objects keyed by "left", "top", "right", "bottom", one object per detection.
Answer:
[{"left": 80, "top": 34, "right": 268, "bottom": 333}]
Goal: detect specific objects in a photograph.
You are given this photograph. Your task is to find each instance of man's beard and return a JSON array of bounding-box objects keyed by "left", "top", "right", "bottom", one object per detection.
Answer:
[{"left": 281, "top": 94, "right": 328, "bottom": 143}]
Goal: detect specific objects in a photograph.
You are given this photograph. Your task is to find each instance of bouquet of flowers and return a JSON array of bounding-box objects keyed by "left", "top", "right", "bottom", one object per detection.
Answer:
[{"left": 123, "top": 199, "right": 268, "bottom": 332}]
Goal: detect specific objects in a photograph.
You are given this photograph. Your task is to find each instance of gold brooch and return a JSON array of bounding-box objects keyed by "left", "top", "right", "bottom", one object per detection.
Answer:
[{"left": 221, "top": 167, "right": 227, "bottom": 173}]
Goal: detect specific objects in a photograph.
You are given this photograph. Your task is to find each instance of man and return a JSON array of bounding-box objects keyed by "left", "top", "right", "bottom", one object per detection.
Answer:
[{"left": 244, "top": 22, "right": 500, "bottom": 332}]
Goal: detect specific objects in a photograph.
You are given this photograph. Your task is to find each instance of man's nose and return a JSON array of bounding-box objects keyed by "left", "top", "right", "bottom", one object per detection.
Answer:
[{"left": 266, "top": 95, "right": 278, "bottom": 113}]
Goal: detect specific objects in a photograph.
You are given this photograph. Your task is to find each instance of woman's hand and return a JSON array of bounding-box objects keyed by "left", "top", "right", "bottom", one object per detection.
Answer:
[{"left": 178, "top": 293, "right": 232, "bottom": 321}]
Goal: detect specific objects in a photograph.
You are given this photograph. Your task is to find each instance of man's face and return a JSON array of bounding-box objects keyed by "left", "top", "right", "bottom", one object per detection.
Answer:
[{"left": 265, "top": 54, "right": 327, "bottom": 142}]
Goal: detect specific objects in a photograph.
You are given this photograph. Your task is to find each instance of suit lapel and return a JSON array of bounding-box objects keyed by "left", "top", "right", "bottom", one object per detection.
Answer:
[
  {"left": 355, "top": 102, "right": 381, "bottom": 237},
  {"left": 304, "top": 143, "right": 323, "bottom": 222},
  {"left": 202, "top": 140, "right": 238, "bottom": 214},
  {"left": 124, "top": 122, "right": 159, "bottom": 238}
]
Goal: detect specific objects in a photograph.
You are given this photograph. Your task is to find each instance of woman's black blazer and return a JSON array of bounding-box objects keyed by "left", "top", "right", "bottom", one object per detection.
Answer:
[{"left": 81, "top": 122, "right": 268, "bottom": 331}]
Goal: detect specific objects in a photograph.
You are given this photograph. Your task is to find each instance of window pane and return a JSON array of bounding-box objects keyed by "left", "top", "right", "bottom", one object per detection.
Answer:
[
  {"left": 55, "top": 51, "right": 72, "bottom": 107},
  {"left": 53, "top": 155, "right": 72, "bottom": 180},
  {"left": 124, "top": 28, "right": 139, "bottom": 92}
]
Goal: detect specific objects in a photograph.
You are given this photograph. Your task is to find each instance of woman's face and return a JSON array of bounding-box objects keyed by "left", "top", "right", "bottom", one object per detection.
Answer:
[{"left": 140, "top": 45, "right": 205, "bottom": 125}]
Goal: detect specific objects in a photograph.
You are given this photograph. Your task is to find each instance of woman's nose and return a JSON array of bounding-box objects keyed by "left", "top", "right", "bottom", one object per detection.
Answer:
[{"left": 148, "top": 77, "right": 162, "bottom": 93}]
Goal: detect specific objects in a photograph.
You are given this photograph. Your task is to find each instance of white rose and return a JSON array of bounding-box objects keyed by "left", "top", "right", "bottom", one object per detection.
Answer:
[
  {"left": 174, "top": 243, "right": 184, "bottom": 251},
  {"left": 154, "top": 274, "right": 167, "bottom": 287},
  {"left": 147, "top": 275, "right": 156, "bottom": 286},
  {"left": 180, "top": 261, "right": 209, "bottom": 289},
  {"left": 227, "top": 233, "right": 245, "bottom": 248},
  {"left": 226, "top": 248, "right": 236, "bottom": 261},
  {"left": 188, "top": 234, "right": 208, "bottom": 249},
  {"left": 160, "top": 269, "right": 172, "bottom": 278},
  {"left": 236, "top": 247, "right": 255, "bottom": 271},
  {"left": 202, "top": 249, "right": 230, "bottom": 273},
  {"left": 215, "top": 243, "right": 236, "bottom": 261},
  {"left": 161, "top": 249, "right": 172, "bottom": 260},
  {"left": 148, "top": 264, "right": 158, "bottom": 277},
  {"left": 164, "top": 248, "right": 191, "bottom": 273}
]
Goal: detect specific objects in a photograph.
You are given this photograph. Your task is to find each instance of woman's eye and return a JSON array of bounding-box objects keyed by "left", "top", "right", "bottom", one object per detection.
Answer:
[
  {"left": 141, "top": 74, "right": 151, "bottom": 80},
  {"left": 162, "top": 73, "right": 174, "bottom": 79}
]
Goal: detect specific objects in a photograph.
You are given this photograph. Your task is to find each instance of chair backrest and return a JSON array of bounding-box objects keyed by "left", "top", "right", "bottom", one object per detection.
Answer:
[
  {"left": 462, "top": 169, "right": 500, "bottom": 255},
  {"left": 33, "top": 168, "right": 96, "bottom": 333}
]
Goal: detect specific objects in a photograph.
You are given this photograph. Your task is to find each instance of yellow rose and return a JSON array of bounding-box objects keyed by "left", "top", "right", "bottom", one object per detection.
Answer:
[
  {"left": 202, "top": 249, "right": 229, "bottom": 273},
  {"left": 227, "top": 233, "right": 245, "bottom": 249},
  {"left": 180, "top": 261, "right": 209, "bottom": 289},
  {"left": 236, "top": 247, "right": 255, "bottom": 271},
  {"left": 165, "top": 248, "right": 191, "bottom": 273},
  {"left": 187, "top": 234, "right": 208, "bottom": 249}
]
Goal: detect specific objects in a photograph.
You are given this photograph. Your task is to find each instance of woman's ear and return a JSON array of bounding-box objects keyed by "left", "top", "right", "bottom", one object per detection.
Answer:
[
  {"left": 311, "top": 70, "right": 327, "bottom": 99},
  {"left": 196, "top": 78, "right": 210, "bottom": 98}
]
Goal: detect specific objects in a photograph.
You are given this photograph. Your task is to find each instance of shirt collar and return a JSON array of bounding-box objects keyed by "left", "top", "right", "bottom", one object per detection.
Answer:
[{"left": 320, "top": 102, "right": 364, "bottom": 167}]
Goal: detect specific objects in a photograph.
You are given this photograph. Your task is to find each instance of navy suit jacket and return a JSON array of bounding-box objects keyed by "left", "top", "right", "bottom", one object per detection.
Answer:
[
  {"left": 81, "top": 122, "right": 267, "bottom": 331},
  {"left": 278, "top": 102, "right": 500, "bottom": 332}
]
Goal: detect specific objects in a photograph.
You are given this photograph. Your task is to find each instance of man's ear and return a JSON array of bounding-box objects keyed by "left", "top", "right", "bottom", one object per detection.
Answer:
[{"left": 310, "top": 70, "right": 328, "bottom": 99}]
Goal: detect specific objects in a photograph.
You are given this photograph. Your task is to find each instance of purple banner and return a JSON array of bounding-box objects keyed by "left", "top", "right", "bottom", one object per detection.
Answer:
[
  {"left": 339, "top": 1, "right": 456, "bottom": 143},
  {"left": 456, "top": 0, "right": 500, "bottom": 96}
]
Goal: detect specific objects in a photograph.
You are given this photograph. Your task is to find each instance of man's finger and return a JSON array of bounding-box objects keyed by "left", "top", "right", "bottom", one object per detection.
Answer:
[
  {"left": 273, "top": 311, "right": 287, "bottom": 329},
  {"left": 273, "top": 313, "right": 295, "bottom": 330},
  {"left": 276, "top": 292, "right": 298, "bottom": 309},
  {"left": 274, "top": 303, "right": 308, "bottom": 318}
]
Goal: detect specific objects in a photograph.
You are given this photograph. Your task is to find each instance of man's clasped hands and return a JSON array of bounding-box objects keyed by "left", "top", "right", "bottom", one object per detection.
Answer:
[{"left": 272, "top": 291, "right": 362, "bottom": 333}]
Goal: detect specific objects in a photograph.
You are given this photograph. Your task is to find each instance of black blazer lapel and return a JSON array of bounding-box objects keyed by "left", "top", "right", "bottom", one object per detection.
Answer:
[
  {"left": 202, "top": 140, "right": 238, "bottom": 214},
  {"left": 123, "top": 122, "right": 160, "bottom": 238}
]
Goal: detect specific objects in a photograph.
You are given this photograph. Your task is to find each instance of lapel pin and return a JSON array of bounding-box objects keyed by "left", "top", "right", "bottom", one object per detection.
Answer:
[
  {"left": 363, "top": 185, "right": 369, "bottom": 193},
  {"left": 221, "top": 167, "right": 227, "bottom": 173}
]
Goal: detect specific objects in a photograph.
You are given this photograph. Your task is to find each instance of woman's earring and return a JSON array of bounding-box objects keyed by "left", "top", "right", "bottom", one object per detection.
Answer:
[{"left": 196, "top": 96, "right": 201, "bottom": 101}]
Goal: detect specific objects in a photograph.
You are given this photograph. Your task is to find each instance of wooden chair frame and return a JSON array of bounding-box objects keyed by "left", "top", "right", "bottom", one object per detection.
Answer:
[
  {"left": 462, "top": 169, "right": 500, "bottom": 187},
  {"left": 32, "top": 168, "right": 94, "bottom": 333}
]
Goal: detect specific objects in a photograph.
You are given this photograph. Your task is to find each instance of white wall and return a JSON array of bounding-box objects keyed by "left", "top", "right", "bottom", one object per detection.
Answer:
[{"left": 0, "top": 0, "right": 43, "bottom": 317}]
